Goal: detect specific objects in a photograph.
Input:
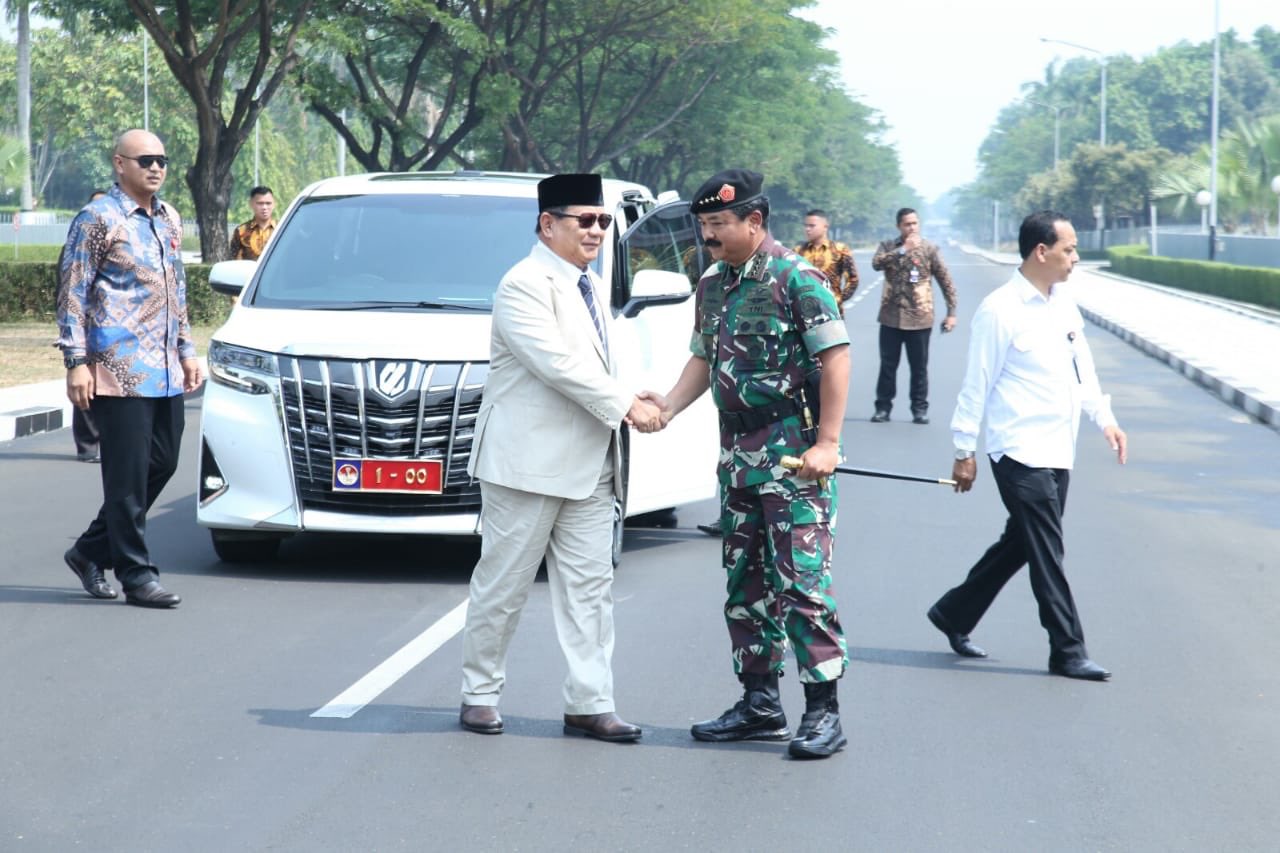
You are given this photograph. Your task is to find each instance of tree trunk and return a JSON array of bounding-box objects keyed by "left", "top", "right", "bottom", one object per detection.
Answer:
[
  {"left": 17, "top": 0, "right": 33, "bottom": 211},
  {"left": 186, "top": 128, "right": 236, "bottom": 263}
]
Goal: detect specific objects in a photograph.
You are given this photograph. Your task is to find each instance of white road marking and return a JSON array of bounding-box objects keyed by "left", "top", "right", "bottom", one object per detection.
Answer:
[{"left": 311, "top": 599, "right": 469, "bottom": 719}]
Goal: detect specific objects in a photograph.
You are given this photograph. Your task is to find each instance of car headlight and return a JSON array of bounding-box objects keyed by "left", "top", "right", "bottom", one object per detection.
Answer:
[{"left": 209, "top": 340, "right": 277, "bottom": 395}]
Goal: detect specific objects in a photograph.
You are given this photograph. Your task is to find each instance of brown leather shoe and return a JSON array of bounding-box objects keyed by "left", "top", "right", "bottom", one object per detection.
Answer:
[
  {"left": 460, "top": 703, "right": 503, "bottom": 734},
  {"left": 563, "top": 712, "right": 642, "bottom": 743}
]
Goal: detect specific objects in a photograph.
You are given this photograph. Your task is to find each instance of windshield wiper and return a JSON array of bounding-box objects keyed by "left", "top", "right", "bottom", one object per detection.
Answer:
[{"left": 312, "top": 300, "right": 489, "bottom": 312}]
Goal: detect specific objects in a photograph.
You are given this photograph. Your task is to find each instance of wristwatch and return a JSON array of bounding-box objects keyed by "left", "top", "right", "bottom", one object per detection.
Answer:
[
  {"left": 954, "top": 449, "right": 975, "bottom": 461},
  {"left": 63, "top": 354, "right": 88, "bottom": 370}
]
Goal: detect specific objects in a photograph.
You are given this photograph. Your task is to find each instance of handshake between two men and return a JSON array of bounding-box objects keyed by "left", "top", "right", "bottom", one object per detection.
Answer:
[{"left": 624, "top": 391, "right": 673, "bottom": 434}]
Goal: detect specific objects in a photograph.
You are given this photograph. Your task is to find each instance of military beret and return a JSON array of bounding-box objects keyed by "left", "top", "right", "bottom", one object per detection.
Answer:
[
  {"left": 689, "top": 168, "right": 765, "bottom": 214},
  {"left": 537, "top": 173, "right": 604, "bottom": 211}
]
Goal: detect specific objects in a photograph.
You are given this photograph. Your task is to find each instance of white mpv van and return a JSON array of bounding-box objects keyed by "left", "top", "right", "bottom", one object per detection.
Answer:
[{"left": 197, "top": 171, "right": 716, "bottom": 563}]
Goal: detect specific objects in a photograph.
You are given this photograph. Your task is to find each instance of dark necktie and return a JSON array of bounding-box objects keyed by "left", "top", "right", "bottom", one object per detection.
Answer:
[{"left": 577, "top": 273, "right": 608, "bottom": 359}]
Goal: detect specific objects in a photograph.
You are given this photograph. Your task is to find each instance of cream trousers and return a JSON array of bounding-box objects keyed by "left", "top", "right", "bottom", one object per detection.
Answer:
[{"left": 460, "top": 459, "right": 616, "bottom": 715}]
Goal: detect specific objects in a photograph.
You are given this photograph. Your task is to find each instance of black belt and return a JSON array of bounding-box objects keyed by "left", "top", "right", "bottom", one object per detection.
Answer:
[{"left": 719, "top": 397, "right": 804, "bottom": 434}]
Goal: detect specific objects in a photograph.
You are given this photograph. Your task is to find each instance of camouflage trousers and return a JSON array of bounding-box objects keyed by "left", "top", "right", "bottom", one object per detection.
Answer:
[{"left": 719, "top": 476, "right": 848, "bottom": 683}]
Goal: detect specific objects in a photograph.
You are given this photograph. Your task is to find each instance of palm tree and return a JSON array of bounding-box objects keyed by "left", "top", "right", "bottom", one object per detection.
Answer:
[{"left": 1153, "top": 115, "right": 1280, "bottom": 234}]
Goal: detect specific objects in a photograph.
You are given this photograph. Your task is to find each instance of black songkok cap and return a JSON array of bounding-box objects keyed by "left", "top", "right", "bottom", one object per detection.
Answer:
[
  {"left": 537, "top": 173, "right": 604, "bottom": 211},
  {"left": 689, "top": 168, "right": 765, "bottom": 214}
]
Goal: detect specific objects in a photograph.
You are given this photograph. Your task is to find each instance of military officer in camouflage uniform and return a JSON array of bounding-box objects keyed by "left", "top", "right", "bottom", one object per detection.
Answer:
[{"left": 642, "top": 169, "right": 851, "bottom": 759}]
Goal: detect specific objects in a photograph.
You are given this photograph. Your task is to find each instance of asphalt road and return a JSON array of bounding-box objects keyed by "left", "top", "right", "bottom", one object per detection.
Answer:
[{"left": 2, "top": 249, "right": 1278, "bottom": 852}]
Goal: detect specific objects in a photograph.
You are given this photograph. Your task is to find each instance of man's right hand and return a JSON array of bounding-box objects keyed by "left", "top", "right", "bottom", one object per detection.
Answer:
[
  {"left": 951, "top": 456, "right": 977, "bottom": 493},
  {"left": 903, "top": 233, "right": 923, "bottom": 252},
  {"left": 66, "top": 364, "right": 94, "bottom": 410}
]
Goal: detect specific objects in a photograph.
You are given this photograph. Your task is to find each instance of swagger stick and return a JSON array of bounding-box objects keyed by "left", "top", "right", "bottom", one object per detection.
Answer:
[{"left": 780, "top": 455, "right": 957, "bottom": 487}]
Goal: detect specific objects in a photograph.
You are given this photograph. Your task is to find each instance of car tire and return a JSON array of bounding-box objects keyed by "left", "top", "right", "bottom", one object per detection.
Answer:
[{"left": 210, "top": 529, "right": 283, "bottom": 563}]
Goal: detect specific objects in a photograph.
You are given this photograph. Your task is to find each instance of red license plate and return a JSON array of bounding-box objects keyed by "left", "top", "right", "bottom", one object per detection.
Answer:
[{"left": 332, "top": 458, "right": 444, "bottom": 494}]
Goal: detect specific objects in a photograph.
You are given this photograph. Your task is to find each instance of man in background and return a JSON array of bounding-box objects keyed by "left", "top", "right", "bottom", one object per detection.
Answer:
[
  {"left": 869, "top": 208, "right": 957, "bottom": 425},
  {"left": 796, "top": 209, "right": 859, "bottom": 315},
  {"left": 229, "top": 185, "right": 276, "bottom": 261}
]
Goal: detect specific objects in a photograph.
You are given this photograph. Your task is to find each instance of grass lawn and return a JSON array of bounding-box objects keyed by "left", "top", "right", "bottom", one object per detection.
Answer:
[{"left": 0, "top": 322, "right": 221, "bottom": 388}]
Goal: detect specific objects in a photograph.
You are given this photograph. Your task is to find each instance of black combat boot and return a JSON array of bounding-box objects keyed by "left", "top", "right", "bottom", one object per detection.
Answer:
[
  {"left": 788, "top": 680, "right": 846, "bottom": 759},
  {"left": 690, "top": 672, "right": 790, "bottom": 742}
]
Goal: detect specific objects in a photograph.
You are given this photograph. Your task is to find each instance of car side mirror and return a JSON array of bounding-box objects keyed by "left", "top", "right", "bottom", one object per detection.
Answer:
[
  {"left": 620, "top": 268, "right": 693, "bottom": 318},
  {"left": 208, "top": 259, "right": 257, "bottom": 296}
]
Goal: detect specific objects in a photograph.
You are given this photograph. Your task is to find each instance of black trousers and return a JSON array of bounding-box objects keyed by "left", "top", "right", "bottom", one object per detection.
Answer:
[
  {"left": 931, "top": 455, "right": 1088, "bottom": 661},
  {"left": 74, "top": 395, "right": 185, "bottom": 590},
  {"left": 875, "top": 325, "right": 931, "bottom": 416},
  {"left": 72, "top": 406, "right": 100, "bottom": 456}
]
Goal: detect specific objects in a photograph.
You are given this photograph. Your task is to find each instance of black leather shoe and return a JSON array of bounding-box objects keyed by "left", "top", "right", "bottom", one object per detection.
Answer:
[
  {"left": 928, "top": 606, "right": 987, "bottom": 658},
  {"left": 870, "top": 410, "right": 890, "bottom": 423},
  {"left": 912, "top": 414, "right": 929, "bottom": 425},
  {"left": 696, "top": 521, "right": 721, "bottom": 537},
  {"left": 123, "top": 581, "right": 181, "bottom": 608},
  {"left": 63, "top": 547, "right": 117, "bottom": 599},
  {"left": 563, "top": 712, "right": 641, "bottom": 742},
  {"left": 691, "top": 673, "right": 790, "bottom": 742},
  {"left": 1049, "top": 657, "right": 1111, "bottom": 681},
  {"left": 788, "top": 681, "right": 846, "bottom": 759},
  {"left": 460, "top": 703, "right": 503, "bottom": 734}
]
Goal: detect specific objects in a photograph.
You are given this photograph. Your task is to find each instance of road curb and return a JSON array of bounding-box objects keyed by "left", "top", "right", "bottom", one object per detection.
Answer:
[
  {"left": 958, "top": 244, "right": 1279, "bottom": 432},
  {"left": 1078, "top": 305, "right": 1279, "bottom": 430}
]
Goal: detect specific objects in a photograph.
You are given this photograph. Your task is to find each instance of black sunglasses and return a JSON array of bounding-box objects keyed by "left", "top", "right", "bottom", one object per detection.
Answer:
[
  {"left": 120, "top": 154, "right": 169, "bottom": 169},
  {"left": 550, "top": 211, "right": 613, "bottom": 230}
]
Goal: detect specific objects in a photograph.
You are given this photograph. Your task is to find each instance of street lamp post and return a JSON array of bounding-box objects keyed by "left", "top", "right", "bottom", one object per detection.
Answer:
[
  {"left": 1209, "top": 0, "right": 1220, "bottom": 260},
  {"left": 1271, "top": 175, "right": 1280, "bottom": 237},
  {"left": 1027, "top": 99, "right": 1063, "bottom": 170},
  {"left": 1041, "top": 37, "right": 1107, "bottom": 240},
  {"left": 1196, "top": 190, "right": 1212, "bottom": 250},
  {"left": 1040, "top": 37, "right": 1106, "bottom": 146}
]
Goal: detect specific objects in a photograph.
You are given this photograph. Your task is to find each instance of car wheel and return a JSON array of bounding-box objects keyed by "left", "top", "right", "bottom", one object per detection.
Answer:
[{"left": 210, "top": 529, "right": 283, "bottom": 563}]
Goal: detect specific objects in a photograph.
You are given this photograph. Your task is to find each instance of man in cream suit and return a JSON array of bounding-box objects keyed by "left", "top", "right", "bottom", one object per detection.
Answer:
[{"left": 459, "top": 173, "right": 662, "bottom": 742}]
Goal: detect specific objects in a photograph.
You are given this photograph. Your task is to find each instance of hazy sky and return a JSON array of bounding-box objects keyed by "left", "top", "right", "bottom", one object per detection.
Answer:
[{"left": 800, "top": 0, "right": 1277, "bottom": 203}]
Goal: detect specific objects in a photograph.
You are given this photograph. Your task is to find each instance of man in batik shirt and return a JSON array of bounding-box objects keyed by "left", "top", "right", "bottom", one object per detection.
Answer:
[
  {"left": 229, "top": 185, "right": 276, "bottom": 261},
  {"left": 57, "top": 129, "right": 203, "bottom": 608},
  {"left": 795, "top": 209, "right": 858, "bottom": 314}
]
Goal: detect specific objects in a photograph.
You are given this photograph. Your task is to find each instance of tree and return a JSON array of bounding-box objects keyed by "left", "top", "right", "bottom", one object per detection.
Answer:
[
  {"left": 1154, "top": 115, "right": 1280, "bottom": 233},
  {"left": 54, "top": 0, "right": 324, "bottom": 261}
]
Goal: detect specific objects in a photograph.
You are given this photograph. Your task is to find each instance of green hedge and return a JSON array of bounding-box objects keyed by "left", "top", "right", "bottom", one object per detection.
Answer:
[
  {"left": 0, "top": 261, "right": 233, "bottom": 325},
  {"left": 1106, "top": 245, "right": 1280, "bottom": 311}
]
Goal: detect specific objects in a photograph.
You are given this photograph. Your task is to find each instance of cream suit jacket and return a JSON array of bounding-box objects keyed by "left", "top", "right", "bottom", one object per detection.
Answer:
[{"left": 468, "top": 240, "right": 633, "bottom": 501}]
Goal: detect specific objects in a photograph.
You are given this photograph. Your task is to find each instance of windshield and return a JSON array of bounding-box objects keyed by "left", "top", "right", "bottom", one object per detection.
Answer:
[{"left": 250, "top": 193, "right": 541, "bottom": 310}]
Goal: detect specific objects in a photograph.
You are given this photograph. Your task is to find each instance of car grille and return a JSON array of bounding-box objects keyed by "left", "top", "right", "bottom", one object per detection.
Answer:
[{"left": 278, "top": 356, "right": 488, "bottom": 516}]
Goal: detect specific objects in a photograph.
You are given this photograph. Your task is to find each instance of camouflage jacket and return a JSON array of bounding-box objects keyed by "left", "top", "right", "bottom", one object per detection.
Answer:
[
  {"left": 690, "top": 235, "right": 849, "bottom": 488},
  {"left": 795, "top": 237, "right": 859, "bottom": 313},
  {"left": 871, "top": 236, "right": 957, "bottom": 330}
]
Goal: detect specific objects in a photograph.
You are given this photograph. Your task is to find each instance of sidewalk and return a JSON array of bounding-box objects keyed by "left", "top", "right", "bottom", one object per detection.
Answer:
[
  {"left": 4, "top": 254, "right": 1280, "bottom": 441},
  {"left": 962, "top": 245, "right": 1280, "bottom": 432},
  {"left": 0, "top": 359, "right": 209, "bottom": 443}
]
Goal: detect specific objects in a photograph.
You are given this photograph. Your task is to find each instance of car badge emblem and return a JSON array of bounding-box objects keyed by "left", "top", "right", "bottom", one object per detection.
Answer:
[{"left": 376, "top": 361, "right": 409, "bottom": 399}]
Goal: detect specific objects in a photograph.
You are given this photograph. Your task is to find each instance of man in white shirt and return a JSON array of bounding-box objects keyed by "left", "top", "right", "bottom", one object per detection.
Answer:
[{"left": 927, "top": 210, "right": 1128, "bottom": 681}]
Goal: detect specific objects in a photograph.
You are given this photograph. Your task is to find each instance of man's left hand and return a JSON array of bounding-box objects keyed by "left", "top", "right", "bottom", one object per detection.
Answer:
[
  {"left": 1103, "top": 425, "right": 1128, "bottom": 464},
  {"left": 182, "top": 358, "right": 204, "bottom": 393},
  {"left": 941, "top": 316, "right": 957, "bottom": 333}
]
